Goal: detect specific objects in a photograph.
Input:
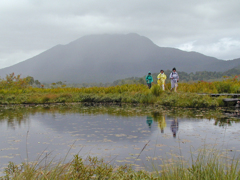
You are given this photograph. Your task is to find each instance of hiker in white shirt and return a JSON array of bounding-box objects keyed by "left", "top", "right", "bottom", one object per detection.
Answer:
[{"left": 169, "top": 67, "right": 179, "bottom": 92}]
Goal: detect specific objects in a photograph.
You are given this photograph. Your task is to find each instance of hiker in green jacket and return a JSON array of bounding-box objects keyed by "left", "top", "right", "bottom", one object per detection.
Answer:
[{"left": 146, "top": 71, "right": 153, "bottom": 89}]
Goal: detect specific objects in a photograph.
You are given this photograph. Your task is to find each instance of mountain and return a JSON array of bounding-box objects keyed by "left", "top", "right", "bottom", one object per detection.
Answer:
[{"left": 0, "top": 33, "right": 240, "bottom": 83}]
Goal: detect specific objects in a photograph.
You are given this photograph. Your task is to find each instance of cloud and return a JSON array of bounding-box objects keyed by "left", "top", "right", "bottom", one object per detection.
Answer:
[
  {"left": 178, "top": 38, "right": 240, "bottom": 60},
  {"left": 0, "top": 50, "right": 44, "bottom": 69},
  {"left": 0, "top": 0, "right": 240, "bottom": 68}
]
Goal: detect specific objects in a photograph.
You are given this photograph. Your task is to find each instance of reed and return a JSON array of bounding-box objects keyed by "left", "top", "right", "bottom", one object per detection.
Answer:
[
  {"left": 0, "top": 74, "right": 239, "bottom": 107},
  {"left": 1, "top": 146, "right": 239, "bottom": 180}
]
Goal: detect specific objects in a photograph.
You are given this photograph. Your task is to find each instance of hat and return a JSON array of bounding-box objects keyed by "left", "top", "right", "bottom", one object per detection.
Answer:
[{"left": 148, "top": 71, "right": 151, "bottom": 74}]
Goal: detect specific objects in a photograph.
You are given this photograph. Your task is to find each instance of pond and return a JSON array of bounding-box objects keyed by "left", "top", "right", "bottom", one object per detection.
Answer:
[{"left": 0, "top": 104, "right": 240, "bottom": 172}]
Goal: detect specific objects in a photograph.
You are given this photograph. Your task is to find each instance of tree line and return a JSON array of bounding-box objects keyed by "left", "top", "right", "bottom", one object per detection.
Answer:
[
  {"left": 47, "top": 67, "right": 240, "bottom": 88},
  {"left": 2, "top": 67, "right": 240, "bottom": 88}
]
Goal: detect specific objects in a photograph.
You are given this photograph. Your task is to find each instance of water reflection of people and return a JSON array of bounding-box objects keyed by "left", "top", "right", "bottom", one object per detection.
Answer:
[
  {"left": 146, "top": 116, "right": 153, "bottom": 128},
  {"left": 234, "top": 102, "right": 240, "bottom": 117},
  {"left": 157, "top": 115, "right": 166, "bottom": 133},
  {"left": 171, "top": 118, "right": 179, "bottom": 138}
]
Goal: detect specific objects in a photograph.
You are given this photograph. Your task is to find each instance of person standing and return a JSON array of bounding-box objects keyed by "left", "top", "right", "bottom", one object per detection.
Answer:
[
  {"left": 157, "top": 70, "right": 167, "bottom": 91},
  {"left": 146, "top": 71, "right": 153, "bottom": 89},
  {"left": 169, "top": 67, "right": 179, "bottom": 92}
]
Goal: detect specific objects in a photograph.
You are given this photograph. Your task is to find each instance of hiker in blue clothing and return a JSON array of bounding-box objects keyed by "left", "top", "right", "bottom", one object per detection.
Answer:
[{"left": 146, "top": 71, "right": 153, "bottom": 89}]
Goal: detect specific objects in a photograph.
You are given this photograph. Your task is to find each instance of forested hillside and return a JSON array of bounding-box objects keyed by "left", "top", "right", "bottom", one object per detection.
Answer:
[
  {"left": 52, "top": 67, "right": 240, "bottom": 88},
  {"left": 116, "top": 67, "right": 240, "bottom": 85},
  {"left": 19, "top": 66, "right": 240, "bottom": 88}
]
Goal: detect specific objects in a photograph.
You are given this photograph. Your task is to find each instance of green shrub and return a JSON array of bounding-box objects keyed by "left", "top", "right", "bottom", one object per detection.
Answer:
[
  {"left": 150, "top": 84, "right": 163, "bottom": 96},
  {"left": 41, "top": 96, "right": 50, "bottom": 103},
  {"left": 160, "top": 93, "right": 219, "bottom": 108}
]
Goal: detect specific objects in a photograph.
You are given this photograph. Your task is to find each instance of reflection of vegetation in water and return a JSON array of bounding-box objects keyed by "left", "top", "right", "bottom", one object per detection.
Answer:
[
  {"left": 214, "top": 107, "right": 240, "bottom": 127},
  {"left": 0, "top": 108, "right": 30, "bottom": 129},
  {"left": 214, "top": 117, "right": 232, "bottom": 127},
  {"left": 0, "top": 104, "right": 239, "bottom": 128}
]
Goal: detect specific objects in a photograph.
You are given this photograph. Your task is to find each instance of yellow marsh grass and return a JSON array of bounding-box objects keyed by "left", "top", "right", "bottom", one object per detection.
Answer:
[{"left": 1, "top": 146, "right": 240, "bottom": 180}]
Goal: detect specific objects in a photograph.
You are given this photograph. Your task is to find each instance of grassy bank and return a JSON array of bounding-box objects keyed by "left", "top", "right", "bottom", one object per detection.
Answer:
[
  {"left": 0, "top": 85, "right": 225, "bottom": 108},
  {"left": 1, "top": 146, "right": 239, "bottom": 180},
  {"left": 1, "top": 73, "right": 239, "bottom": 107}
]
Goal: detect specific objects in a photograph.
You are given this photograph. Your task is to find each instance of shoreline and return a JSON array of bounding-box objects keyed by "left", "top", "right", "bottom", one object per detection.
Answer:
[{"left": 0, "top": 91, "right": 228, "bottom": 108}]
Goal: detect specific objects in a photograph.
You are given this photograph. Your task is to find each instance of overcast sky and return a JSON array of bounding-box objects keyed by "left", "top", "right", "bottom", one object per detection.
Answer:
[{"left": 0, "top": 0, "right": 240, "bottom": 68}]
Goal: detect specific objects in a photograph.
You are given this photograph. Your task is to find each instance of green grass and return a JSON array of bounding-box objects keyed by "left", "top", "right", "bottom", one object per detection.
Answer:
[
  {"left": 1, "top": 73, "right": 239, "bottom": 107},
  {"left": 1, "top": 146, "right": 239, "bottom": 180},
  {"left": 0, "top": 90, "right": 226, "bottom": 108}
]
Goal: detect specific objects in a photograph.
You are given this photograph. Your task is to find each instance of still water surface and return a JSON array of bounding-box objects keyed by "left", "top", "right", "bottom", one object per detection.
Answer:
[{"left": 0, "top": 104, "right": 240, "bottom": 171}]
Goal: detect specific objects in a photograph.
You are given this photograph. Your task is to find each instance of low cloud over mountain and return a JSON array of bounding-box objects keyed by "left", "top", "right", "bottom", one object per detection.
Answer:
[{"left": 0, "top": 33, "right": 239, "bottom": 83}]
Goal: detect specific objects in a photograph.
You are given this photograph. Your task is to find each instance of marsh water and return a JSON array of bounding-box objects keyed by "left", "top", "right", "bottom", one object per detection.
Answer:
[{"left": 0, "top": 104, "right": 240, "bottom": 172}]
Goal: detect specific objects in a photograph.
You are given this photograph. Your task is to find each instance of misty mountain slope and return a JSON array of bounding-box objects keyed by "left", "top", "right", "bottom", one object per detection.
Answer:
[
  {"left": 203, "top": 58, "right": 240, "bottom": 72},
  {"left": 0, "top": 33, "right": 239, "bottom": 83}
]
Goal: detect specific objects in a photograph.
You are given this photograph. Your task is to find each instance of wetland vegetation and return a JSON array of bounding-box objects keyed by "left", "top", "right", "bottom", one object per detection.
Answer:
[
  {"left": 1, "top": 73, "right": 240, "bottom": 179},
  {"left": 1, "top": 73, "right": 240, "bottom": 107},
  {"left": 0, "top": 104, "right": 240, "bottom": 179},
  {"left": 2, "top": 147, "right": 240, "bottom": 180}
]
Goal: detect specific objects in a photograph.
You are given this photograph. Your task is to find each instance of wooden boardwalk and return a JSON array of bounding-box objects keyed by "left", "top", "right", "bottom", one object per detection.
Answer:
[
  {"left": 223, "top": 98, "right": 240, "bottom": 106},
  {"left": 198, "top": 93, "right": 240, "bottom": 98},
  {"left": 223, "top": 98, "right": 240, "bottom": 102},
  {"left": 197, "top": 93, "right": 240, "bottom": 106}
]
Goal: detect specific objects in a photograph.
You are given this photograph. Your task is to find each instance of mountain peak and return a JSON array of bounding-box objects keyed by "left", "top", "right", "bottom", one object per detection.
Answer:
[
  {"left": 0, "top": 33, "right": 239, "bottom": 83},
  {"left": 68, "top": 33, "right": 154, "bottom": 47}
]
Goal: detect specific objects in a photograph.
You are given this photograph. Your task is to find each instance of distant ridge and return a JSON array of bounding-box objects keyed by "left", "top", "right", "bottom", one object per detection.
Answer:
[{"left": 0, "top": 33, "right": 240, "bottom": 83}]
